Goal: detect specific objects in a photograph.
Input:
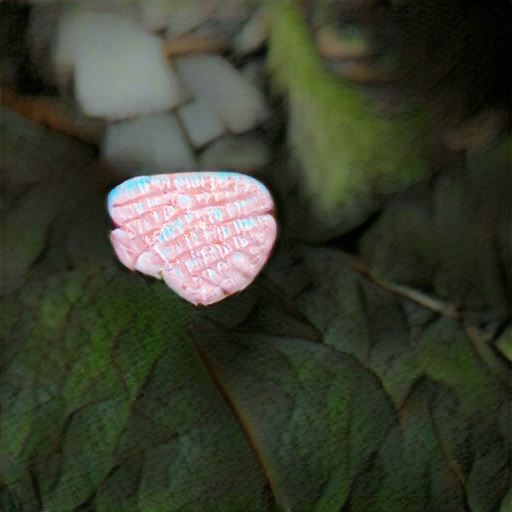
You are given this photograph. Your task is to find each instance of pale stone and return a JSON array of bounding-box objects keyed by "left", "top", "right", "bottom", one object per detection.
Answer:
[
  {"left": 178, "top": 97, "right": 226, "bottom": 148},
  {"left": 53, "top": 0, "right": 141, "bottom": 89},
  {"left": 55, "top": 11, "right": 185, "bottom": 119},
  {"left": 103, "top": 114, "right": 195, "bottom": 168},
  {"left": 233, "top": 7, "right": 268, "bottom": 55},
  {"left": 176, "top": 54, "right": 270, "bottom": 134}
]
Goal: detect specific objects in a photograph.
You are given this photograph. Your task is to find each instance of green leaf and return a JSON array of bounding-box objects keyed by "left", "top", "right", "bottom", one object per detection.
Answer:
[
  {"left": 349, "top": 378, "right": 466, "bottom": 511},
  {"left": 201, "top": 332, "right": 395, "bottom": 511},
  {"left": 359, "top": 200, "right": 437, "bottom": 288},
  {"left": 2, "top": 386, "right": 36, "bottom": 464},
  {"left": 1, "top": 474, "right": 40, "bottom": 512},
  {"left": 267, "top": 241, "right": 509, "bottom": 509},
  {"left": 3, "top": 262, "right": 270, "bottom": 510},
  {"left": 500, "top": 487, "right": 511, "bottom": 512},
  {"left": 43, "top": 398, "right": 130, "bottom": 511},
  {"left": 0, "top": 180, "right": 71, "bottom": 296},
  {"left": 360, "top": 169, "right": 509, "bottom": 327},
  {"left": 101, "top": 332, "right": 267, "bottom": 511},
  {"left": 289, "top": 247, "right": 371, "bottom": 361},
  {"left": 0, "top": 108, "right": 95, "bottom": 196}
]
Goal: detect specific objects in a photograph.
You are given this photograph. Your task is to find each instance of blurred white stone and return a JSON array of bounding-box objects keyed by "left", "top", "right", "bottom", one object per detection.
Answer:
[
  {"left": 178, "top": 98, "right": 226, "bottom": 148},
  {"left": 55, "top": 11, "right": 185, "bottom": 119},
  {"left": 139, "top": 0, "right": 176, "bottom": 32},
  {"left": 176, "top": 54, "right": 270, "bottom": 134},
  {"left": 103, "top": 114, "right": 195, "bottom": 168},
  {"left": 199, "top": 133, "right": 270, "bottom": 170},
  {"left": 233, "top": 7, "right": 268, "bottom": 55},
  {"left": 52, "top": 4, "right": 140, "bottom": 90}
]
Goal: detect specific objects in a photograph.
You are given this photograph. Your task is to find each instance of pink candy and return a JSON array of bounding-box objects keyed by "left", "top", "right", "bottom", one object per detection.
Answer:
[{"left": 108, "top": 171, "right": 277, "bottom": 305}]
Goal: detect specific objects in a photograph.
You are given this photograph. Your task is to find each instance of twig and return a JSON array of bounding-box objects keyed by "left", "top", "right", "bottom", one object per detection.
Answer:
[
  {"left": 372, "top": 278, "right": 459, "bottom": 319},
  {"left": 163, "top": 34, "right": 229, "bottom": 58},
  {"left": 1, "top": 87, "right": 104, "bottom": 144},
  {"left": 341, "top": 252, "right": 459, "bottom": 319}
]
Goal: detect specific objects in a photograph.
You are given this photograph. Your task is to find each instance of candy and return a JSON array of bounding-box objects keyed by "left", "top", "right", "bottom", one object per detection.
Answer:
[{"left": 108, "top": 171, "right": 277, "bottom": 305}]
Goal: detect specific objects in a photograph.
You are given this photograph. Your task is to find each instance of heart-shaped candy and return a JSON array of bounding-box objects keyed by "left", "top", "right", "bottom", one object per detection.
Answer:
[{"left": 108, "top": 171, "right": 276, "bottom": 305}]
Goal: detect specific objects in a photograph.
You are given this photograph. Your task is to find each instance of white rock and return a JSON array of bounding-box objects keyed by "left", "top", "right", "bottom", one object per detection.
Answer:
[
  {"left": 55, "top": 11, "right": 185, "bottom": 119},
  {"left": 233, "top": 7, "right": 268, "bottom": 55},
  {"left": 176, "top": 54, "right": 270, "bottom": 134},
  {"left": 103, "top": 114, "right": 195, "bottom": 168},
  {"left": 33, "top": 2, "right": 138, "bottom": 91},
  {"left": 199, "top": 133, "right": 270, "bottom": 170},
  {"left": 178, "top": 97, "right": 226, "bottom": 148}
]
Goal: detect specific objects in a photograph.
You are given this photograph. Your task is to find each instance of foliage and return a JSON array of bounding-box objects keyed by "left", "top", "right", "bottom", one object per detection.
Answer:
[{"left": 267, "top": 2, "right": 428, "bottom": 232}]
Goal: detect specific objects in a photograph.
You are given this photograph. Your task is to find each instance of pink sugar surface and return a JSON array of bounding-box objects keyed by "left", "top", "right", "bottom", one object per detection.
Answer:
[{"left": 108, "top": 171, "right": 277, "bottom": 305}]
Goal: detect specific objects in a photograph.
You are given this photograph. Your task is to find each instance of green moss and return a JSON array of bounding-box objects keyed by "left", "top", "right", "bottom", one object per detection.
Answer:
[{"left": 268, "top": 2, "right": 428, "bottom": 219}]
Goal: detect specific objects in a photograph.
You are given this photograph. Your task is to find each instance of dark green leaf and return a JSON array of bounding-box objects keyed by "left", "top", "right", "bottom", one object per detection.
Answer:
[{"left": 201, "top": 332, "right": 395, "bottom": 511}]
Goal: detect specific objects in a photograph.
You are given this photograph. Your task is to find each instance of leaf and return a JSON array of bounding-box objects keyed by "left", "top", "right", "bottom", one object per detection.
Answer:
[
  {"left": 0, "top": 180, "right": 72, "bottom": 296},
  {"left": 359, "top": 199, "right": 437, "bottom": 288},
  {"left": 349, "top": 378, "right": 466, "bottom": 511},
  {"left": 268, "top": 241, "right": 509, "bottom": 510},
  {"left": 291, "top": 248, "right": 370, "bottom": 354},
  {"left": 2, "top": 76, "right": 509, "bottom": 512},
  {"left": 466, "top": 138, "right": 511, "bottom": 271},
  {"left": 101, "top": 330, "right": 267, "bottom": 512},
  {"left": 43, "top": 398, "right": 130, "bottom": 511},
  {"left": 359, "top": 170, "right": 509, "bottom": 327},
  {"left": 500, "top": 487, "right": 511, "bottom": 512},
  {"left": 464, "top": 399, "right": 510, "bottom": 512},
  {"left": 1, "top": 268, "right": 95, "bottom": 484},
  {"left": 3, "top": 261, "right": 270, "bottom": 511},
  {"left": 200, "top": 332, "right": 395, "bottom": 511},
  {"left": 199, "top": 283, "right": 261, "bottom": 329},
  {"left": 362, "top": 316, "right": 510, "bottom": 511},
  {"left": 0, "top": 108, "right": 95, "bottom": 196},
  {"left": 2, "top": 386, "right": 36, "bottom": 464},
  {"left": 1, "top": 474, "right": 40, "bottom": 512}
]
